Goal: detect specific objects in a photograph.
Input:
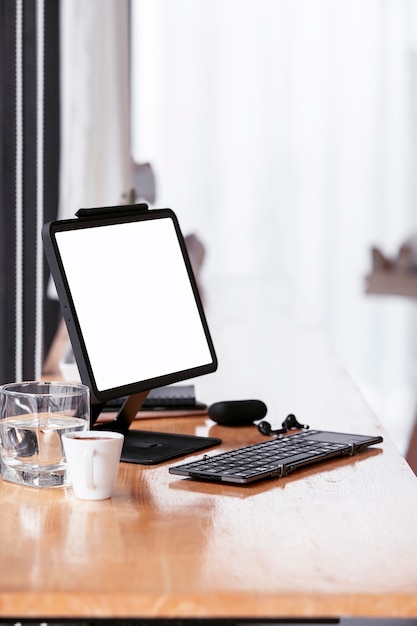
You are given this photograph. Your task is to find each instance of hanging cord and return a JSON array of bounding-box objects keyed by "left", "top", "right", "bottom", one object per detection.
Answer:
[
  {"left": 15, "top": 0, "right": 23, "bottom": 382},
  {"left": 35, "top": 0, "right": 45, "bottom": 379}
]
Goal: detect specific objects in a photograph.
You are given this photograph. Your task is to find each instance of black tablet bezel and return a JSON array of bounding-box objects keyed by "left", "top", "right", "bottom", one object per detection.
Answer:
[{"left": 42, "top": 205, "right": 218, "bottom": 407}]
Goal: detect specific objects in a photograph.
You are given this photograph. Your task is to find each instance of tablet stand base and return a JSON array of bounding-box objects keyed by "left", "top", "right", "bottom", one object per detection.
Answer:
[{"left": 92, "top": 391, "right": 221, "bottom": 465}]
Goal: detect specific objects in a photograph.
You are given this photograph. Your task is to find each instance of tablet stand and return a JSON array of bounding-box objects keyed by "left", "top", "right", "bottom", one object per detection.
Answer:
[{"left": 92, "top": 391, "right": 149, "bottom": 432}]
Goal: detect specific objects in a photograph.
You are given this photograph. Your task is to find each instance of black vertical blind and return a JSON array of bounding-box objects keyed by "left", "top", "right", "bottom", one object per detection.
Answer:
[{"left": 0, "top": 0, "right": 60, "bottom": 383}]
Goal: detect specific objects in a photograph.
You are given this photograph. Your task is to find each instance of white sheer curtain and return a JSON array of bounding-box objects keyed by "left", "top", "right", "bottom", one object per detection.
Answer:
[
  {"left": 59, "top": 0, "right": 132, "bottom": 219},
  {"left": 131, "top": 0, "right": 417, "bottom": 452}
]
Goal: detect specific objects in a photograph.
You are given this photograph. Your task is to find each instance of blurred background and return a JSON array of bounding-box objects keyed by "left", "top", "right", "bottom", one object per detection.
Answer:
[
  {"left": 130, "top": 0, "right": 417, "bottom": 455},
  {"left": 2, "top": 0, "right": 417, "bottom": 458}
]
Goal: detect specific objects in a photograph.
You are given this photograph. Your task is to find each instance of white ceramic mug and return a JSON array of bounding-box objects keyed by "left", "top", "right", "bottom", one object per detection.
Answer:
[{"left": 62, "top": 431, "right": 124, "bottom": 500}]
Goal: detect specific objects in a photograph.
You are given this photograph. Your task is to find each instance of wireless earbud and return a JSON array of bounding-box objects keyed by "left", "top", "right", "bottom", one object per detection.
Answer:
[
  {"left": 258, "top": 413, "right": 309, "bottom": 437},
  {"left": 257, "top": 420, "right": 286, "bottom": 436},
  {"left": 283, "top": 414, "right": 309, "bottom": 430}
]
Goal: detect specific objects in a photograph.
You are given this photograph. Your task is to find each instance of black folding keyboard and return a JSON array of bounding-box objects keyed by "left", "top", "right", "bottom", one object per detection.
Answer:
[{"left": 169, "top": 429, "right": 383, "bottom": 484}]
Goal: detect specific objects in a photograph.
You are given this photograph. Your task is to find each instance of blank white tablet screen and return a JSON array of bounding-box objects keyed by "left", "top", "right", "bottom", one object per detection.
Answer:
[{"left": 55, "top": 217, "right": 213, "bottom": 392}]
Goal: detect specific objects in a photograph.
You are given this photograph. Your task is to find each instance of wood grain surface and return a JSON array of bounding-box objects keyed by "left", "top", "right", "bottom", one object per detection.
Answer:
[{"left": 1, "top": 275, "right": 416, "bottom": 621}]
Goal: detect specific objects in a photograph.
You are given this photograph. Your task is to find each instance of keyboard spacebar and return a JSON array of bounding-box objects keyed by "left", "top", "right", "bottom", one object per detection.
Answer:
[{"left": 278, "top": 449, "right": 341, "bottom": 471}]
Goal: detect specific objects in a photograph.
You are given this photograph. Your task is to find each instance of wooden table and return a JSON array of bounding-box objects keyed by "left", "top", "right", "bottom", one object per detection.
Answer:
[{"left": 1, "top": 275, "right": 417, "bottom": 622}]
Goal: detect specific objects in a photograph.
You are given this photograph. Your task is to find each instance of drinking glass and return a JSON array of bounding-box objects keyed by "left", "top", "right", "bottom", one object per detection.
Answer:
[{"left": 0, "top": 381, "right": 90, "bottom": 488}]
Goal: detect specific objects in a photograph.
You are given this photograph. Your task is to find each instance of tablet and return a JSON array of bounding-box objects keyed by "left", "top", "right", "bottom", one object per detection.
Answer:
[{"left": 42, "top": 205, "right": 218, "bottom": 416}]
